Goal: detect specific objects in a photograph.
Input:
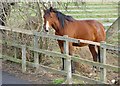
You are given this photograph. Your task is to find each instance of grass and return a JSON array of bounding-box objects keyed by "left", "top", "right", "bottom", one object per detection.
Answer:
[
  {"left": 52, "top": 78, "right": 65, "bottom": 84},
  {"left": 52, "top": 78, "right": 84, "bottom": 84},
  {"left": 58, "top": 2, "right": 118, "bottom": 29}
]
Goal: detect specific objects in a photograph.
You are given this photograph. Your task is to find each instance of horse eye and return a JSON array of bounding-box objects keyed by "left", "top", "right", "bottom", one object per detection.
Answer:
[
  {"left": 50, "top": 16, "right": 52, "bottom": 18},
  {"left": 43, "top": 15, "right": 46, "bottom": 18},
  {"left": 43, "top": 16, "right": 45, "bottom": 18}
]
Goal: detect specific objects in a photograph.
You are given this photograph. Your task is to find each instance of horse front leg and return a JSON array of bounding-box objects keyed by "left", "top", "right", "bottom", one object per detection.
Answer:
[
  {"left": 69, "top": 42, "right": 75, "bottom": 73},
  {"left": 58, "top": 41, "right": 75, "bottom": 73},
  {"left": 57, "top": 40, "right": 65, "bottom": 70}
]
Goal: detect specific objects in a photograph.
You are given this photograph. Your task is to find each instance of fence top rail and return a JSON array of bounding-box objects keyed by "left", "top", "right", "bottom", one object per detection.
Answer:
[
  {"left": 78, "top": 18, "right": 117, "bottom": 20},
  {"left": 36, "top": 32, "right": 100, "bottom": 46},
  {"left": 60, "top": 9, "right": 117, "bottom": 12},
  {"left": 0, "top": 25, "right": 33, "bottom": 35},
  {"left": 1, "top": 25, "right": 120, "bottom": 50},
  {"left": 65, "top": 5, "right": 118, "bottom": 8},
  {"left": 0, "top": 25, "right": 100, "bottom": 46},
  {"left": 66, "top": 13, "right": 117, "bottom": 16}
]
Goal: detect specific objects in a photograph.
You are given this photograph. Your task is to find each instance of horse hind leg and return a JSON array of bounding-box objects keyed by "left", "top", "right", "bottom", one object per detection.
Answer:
[
  {"left": 89, "top": 45, "right": 101, "bottom": 63},
  {"left": 97, "top": 46, "right": 101, "bottom": 62},
  {"left": 89, "top": 45, "right": 100, "bottom": 72},
  {"left": 88, "top": 44, "right": 98, "bottom": 62}
]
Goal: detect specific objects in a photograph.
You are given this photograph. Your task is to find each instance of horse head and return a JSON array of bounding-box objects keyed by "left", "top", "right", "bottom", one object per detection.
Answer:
[
  {"left": 43, "top": 7, "right": 74, "bottom": 32},
  {"left": 43, "top": 7, "right": 57, "bottom": 32}
]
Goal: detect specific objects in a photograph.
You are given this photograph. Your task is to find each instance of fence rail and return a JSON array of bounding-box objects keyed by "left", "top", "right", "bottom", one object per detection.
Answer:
[
  {"left": 0, "top": 25, "right": 119, "bottom": 50},
  {"left": 0, "top": 40, "right": 119, "bottom": 72},
  {"left": 65, "top": 6, "right": 118, "bottom": 8},
  {"left": 60, "top": 9, "right": 117, "bottom": 12},
  {"left": 0, "top": 54, "right": 104, "bottom": 84},
  {"left": 0, "top": 25, "right": 119, "bottom": 84}
]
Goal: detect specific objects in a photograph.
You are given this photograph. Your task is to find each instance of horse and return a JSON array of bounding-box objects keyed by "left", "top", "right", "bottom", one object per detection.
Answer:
[{"left": 43, "top": 7, "right": 106, "bottom": 72}]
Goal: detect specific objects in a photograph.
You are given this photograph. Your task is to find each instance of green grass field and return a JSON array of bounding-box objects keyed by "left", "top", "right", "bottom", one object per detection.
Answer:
[{"left": 58, "top": 2, "right": 118, "bottom": 29}]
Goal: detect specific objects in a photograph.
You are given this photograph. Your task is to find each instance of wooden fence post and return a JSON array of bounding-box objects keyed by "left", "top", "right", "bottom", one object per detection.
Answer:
[
  {"left": 22, "top": 45, "right": 26, "bottom": 73},
  {"left": 64, "top": 35, "right": 72, "bottom": 84},
  {"left": 34, "top": 32, "right": 39, "bottom": 70},
  {"left": 13, "top": 32, "right": 17, "bottom": 59},
  {"left": 100, "top": 41, "right": 106, "bottom": 83}
]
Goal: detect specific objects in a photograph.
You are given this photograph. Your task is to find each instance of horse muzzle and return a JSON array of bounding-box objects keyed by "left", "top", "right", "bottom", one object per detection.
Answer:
[
  {"left": 43, "top": 25, "right": 49, "bottom": 32},
  {"left": 45, "top": 29, "right": 49, "bottom": 32}
]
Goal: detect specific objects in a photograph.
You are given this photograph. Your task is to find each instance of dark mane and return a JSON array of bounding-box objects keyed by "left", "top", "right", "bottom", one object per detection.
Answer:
[
  {"left": 55, "top": 11, "right": 74, "bottom": 28},
  {"left": 45, "top": 7, "right": 74, "bottom": 28}
]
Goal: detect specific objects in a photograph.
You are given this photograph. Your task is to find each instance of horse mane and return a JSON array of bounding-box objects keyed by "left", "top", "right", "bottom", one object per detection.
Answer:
[
  {"left": 46, "top": 7, "right": 74, "bottom": 28},
  {"left": 55, "top": 11, "right": 74, "bottom": 28}
]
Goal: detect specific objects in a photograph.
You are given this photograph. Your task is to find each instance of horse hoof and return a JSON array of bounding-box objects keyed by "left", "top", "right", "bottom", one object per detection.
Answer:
[
  {"left": 60, "top": 67, "right": 64, "bottom": 71},
  {"left": 92, "top": 66, "right": 97, "bottom": 72},
  {"left": 72, "top": 69, "right": 75, "bottom": 73}
]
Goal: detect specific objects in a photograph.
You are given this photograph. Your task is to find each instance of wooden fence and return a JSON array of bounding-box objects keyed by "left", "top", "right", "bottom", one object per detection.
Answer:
[{"left": 0, "top": 25, "right": 119, "bottom": 84}]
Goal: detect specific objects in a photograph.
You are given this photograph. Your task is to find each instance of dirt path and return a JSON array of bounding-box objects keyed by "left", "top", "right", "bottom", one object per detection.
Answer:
[
  {"left": 2, "top": 71, "right": 31, "bottom": 84},
  {"left": 2, "top": 61, "right": 57, "bottom": 84},
  {"left": 2, "top": 46, "right": 119, "bottom": 84}
]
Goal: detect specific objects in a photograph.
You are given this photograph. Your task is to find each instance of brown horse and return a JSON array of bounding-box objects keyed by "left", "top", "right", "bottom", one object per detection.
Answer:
[{"left": 43, "top": 7, "right": 106, "bottom": 72}]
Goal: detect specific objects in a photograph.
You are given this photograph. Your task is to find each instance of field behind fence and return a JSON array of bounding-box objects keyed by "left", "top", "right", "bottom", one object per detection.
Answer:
[{"left": 57, "top": 2, "right": 118, "bottom": 29}]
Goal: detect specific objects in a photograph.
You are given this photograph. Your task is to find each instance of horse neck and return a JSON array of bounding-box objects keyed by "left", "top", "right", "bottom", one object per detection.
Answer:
[
  {"left": 52, "top": 20, "right": 62, "bottom": 33},
  {"left": 52, "top": 19, "right": 69, "bottom": 36}
]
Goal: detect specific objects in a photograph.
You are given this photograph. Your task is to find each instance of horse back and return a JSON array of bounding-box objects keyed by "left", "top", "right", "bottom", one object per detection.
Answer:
[{"left": 66, "top": 20, "right": 106, "bottom": 42}]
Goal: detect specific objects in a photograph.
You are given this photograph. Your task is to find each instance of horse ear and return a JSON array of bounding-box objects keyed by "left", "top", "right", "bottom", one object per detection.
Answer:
[
  {"left": 50, "top": 7, "right": 54, "bottom": 12},
  {"left": 43, "top": 9, "right": 46, "bottom": 13}
]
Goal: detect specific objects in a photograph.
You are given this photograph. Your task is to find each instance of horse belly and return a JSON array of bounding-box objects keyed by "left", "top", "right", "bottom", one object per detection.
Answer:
[{"left": 73, "top": 43, "right": 88, "bottom": 47}]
